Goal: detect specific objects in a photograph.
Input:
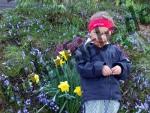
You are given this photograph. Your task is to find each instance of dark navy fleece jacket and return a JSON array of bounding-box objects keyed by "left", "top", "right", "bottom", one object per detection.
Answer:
[{"left": 75, "top": 43, "right": 131, "bottom": 102}]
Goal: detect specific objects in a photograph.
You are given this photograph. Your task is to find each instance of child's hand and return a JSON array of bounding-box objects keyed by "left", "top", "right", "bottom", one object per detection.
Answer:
[
  {"left": 111, "top": 65, "right": 122, "bottom": 75},
  {"left": 102, "top": 65, "right": 112, "bottom": 76}
]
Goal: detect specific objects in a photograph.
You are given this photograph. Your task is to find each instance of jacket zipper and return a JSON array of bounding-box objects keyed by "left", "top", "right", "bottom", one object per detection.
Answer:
[{"left": 109, "top": 76, "right": 112, "bottom": 99}]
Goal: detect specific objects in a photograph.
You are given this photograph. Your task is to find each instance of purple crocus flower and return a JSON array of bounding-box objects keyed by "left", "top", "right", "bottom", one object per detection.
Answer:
[
  {"left": 55, "top": 44, "right": 64, "bottom": 56},
  {"left": 66, "top": 36, "right": 84, "bottom": 53},
  {"left": 66, "top": 43, "right": 76, "bottom": 53},
  {"left": 73, "top": 36, "right": 84, "bottom": 47}
]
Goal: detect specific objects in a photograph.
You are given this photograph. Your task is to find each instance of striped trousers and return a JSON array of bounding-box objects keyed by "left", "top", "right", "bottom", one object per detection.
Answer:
[{"left": 83, "top": 100, "right": 120, "bottom": 113}]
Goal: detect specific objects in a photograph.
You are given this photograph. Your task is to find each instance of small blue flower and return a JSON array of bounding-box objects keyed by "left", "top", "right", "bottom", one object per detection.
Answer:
[
  {"left": 37, "top": 92, "right": 60, "bottom": 112},
  {"left": 25, "top": 99, "right": 31, "bottom": 106},
  {"left": 37, "top": 92, "right": 46, "bottom": 99},
  {"left": 39, "top": 25, "right": 44, "bottom": 30},
  {"left": 3, "top": 79, "right": 10, "bottom": 86},
  {"left": 16, "top": 24, "right": 20, "bottom": 29},
  {"left": 16, "top": 96, "right": 21, "bottom": 105},
  {"left": 41, "top": 98, "right": 50, "bottom": 105},
  {"left": 37, "top": 92, "right": 49, "bottom": 104},
  {"left": 26, "top": 86, "right": 33, "bottom": 93},
  {"left": 17, "top": 110, "right": 22, "bottom": 113},
  {"left": 0, "top": 75, "right": 4, "bottom": 81},
  {"left": 23, "top": 107, "right": 29, "bottom": 113},
  {"left": 10, "top": 96, "right": 15, "bottom": 101},
  {"left": 48, "top": 100, "right": 59, "bottom": 112}
]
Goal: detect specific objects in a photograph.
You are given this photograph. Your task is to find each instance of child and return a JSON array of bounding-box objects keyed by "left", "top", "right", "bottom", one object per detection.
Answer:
[{"left": 75, "top": 11, "right": 131, "bottom": 113}]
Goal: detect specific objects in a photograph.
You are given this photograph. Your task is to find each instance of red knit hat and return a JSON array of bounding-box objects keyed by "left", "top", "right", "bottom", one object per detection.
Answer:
[{"left": 88, "top": 17, "right": 115, "bottom": 32}]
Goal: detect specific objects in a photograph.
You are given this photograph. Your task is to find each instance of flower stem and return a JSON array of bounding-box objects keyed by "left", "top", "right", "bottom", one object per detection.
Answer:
[
  {"left": 53, "top": 90, "right": 59, "bottom": 101},
  {"left": 36, "top": 105, "right": 46, "bottom": 113},
  {"left": 59, "top": 100, "right": 68, "bottom": 113}
]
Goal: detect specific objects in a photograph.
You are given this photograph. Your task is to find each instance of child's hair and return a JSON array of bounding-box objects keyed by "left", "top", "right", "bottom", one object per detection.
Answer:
[{"left": 90, "top": 11, "right": 116, "bottom": 28}]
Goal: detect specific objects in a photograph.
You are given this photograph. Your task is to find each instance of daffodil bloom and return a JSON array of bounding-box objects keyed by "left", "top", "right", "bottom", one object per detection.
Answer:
[
  {"left": 74, "top": 86, "right": 82, "bottom": 96},
  {"left": 58, "top": 81, "right": 70, "bottom": 92},
  {"left": 53, "top": 56, "right": 65, "bottom": 67},
  {"left": 53, "top": 56, "right": 61, "bottom": 66},
  {"left": 30, "top": 73, "right": 40, "bottom": 84},
  {"left": 59, "top": 50, "right": 71, "bottom": 61}
]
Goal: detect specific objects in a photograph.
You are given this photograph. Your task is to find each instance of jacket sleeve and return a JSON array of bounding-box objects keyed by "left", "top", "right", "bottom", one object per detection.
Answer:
[
  {"left": 112, "top": 46, "right": 131, "bottom": 80},
  {"left": 74, "top": 46, "right": 105, "bottom": 78}
]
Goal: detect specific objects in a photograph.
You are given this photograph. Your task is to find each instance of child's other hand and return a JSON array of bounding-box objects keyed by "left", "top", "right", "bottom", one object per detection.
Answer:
[
  {"left": 102, "top": 65, "right": 112, "bottom": 76},
  {"left": 111, "top": 65, "right": 122, "bottom": 75}
]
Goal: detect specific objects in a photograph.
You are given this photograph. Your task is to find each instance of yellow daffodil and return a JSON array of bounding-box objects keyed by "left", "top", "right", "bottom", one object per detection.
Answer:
[
  {"left": 59, "top": 59, "right": 65, "bottom": 66},
  {"left": 53, "top": 56, "right": 65, "bottom": 67},
  {"left": 59, "top": 50, "right": 71, "bottom": 61},
  {"left": 58, "top": 81, "right": 70, "bottom": 92},
  {"left": 30, "top": 73, "right": 40, "bottom": 84},
  {"left": 74, "top": 86, "right": 82, "bottom": 96}
]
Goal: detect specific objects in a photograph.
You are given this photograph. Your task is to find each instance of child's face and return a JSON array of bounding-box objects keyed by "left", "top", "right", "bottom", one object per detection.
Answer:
[{"left": 90, "top": 27, "right": 111, "bottom": 47}]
